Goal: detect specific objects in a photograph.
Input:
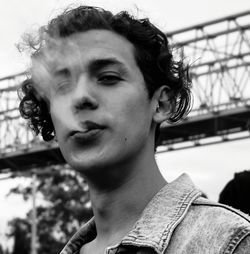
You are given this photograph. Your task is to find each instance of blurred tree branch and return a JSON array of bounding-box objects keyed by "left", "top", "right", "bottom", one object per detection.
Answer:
[{"left": 6, "top": 164, "right": 92, "bottom": 254}]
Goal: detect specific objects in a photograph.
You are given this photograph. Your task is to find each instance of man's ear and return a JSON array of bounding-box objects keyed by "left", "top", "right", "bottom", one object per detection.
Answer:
[{"left": 152, "top": 86, "right": 171, "bottom": 124}]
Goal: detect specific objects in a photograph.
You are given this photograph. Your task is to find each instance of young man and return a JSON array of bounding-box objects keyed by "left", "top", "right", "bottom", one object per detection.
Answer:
[{"left": 19, "top": 5, "right": 250, "bottom": 254}]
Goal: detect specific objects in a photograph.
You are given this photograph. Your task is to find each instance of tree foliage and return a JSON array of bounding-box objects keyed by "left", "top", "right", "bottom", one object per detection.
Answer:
[
  {"left": 7, "top": 164, "right": 92, "bottom": 254},
  {"left": 0, "top": 244, "right": 10, "bottom": 254},
  {"left": 7, "top": 218, "right": 30, "bottom": 254}
]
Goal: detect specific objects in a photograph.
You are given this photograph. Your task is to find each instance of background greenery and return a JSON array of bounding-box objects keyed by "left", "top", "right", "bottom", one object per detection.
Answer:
[{"left": 5, "top": 165, "right": 92, "bottom": 254}]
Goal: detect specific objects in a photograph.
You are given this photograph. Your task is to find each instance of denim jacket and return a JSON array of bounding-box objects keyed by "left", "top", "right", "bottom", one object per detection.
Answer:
[{"left": 60, "top": 174, "right": 250, "bottom": 254}]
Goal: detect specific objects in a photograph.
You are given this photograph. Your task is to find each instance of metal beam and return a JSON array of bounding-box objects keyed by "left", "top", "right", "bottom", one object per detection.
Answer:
[
  {"left": 167, "top": 10, "right": 250, "bottom": 35},
  {"left": 0, "top": 10, "right": 250, "bottom": 172}
]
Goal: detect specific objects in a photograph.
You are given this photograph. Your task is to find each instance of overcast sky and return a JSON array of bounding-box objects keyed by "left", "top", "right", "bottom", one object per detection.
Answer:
[
  {"left": 1, "top": 0, "right": 250, "bottom": 248},
  {"left": 1, "top": 0, "right": 250, "bottom": 77}
]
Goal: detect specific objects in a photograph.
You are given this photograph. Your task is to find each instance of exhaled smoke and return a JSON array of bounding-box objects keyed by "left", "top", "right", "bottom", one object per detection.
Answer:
[
  {"left": 27, "top": 34, "right": 90, "bottom": 133},
  {"left": 30, "top": 35, "right": 85, "bottom": 100}
]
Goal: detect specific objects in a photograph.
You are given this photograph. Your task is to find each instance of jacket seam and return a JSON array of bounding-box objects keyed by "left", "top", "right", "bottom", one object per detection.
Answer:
[
  {"left": 192, "top": 201, "right": 250, "bottom": 223},
  {"left": 223, "top": 229, "right": 250, "bottom": 254},
  {"left": 158, "top": 189, "right": 201, "bottom": 253}
]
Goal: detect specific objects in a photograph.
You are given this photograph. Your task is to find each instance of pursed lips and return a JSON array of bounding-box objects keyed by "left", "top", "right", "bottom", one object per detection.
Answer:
[{"left": 68, "top": 121, "right": 105, "bottom": 139}]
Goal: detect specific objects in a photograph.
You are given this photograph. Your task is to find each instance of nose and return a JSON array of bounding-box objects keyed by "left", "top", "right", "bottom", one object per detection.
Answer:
[{"left": 72, "top": 75, "right": 98, "bottom": 112}]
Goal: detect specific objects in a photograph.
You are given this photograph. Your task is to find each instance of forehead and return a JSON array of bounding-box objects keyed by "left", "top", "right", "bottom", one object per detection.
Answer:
[{"left": 41, "top": 30, "right": 138, "bottom": 71}]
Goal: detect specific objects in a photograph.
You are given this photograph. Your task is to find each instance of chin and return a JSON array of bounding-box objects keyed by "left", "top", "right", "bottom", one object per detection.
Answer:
[
  {"left": 66, "top": 151, "right": 111, "bottom": 172},
  {"left": 69, "top": 152, "right": 130, "bottom": 178}
]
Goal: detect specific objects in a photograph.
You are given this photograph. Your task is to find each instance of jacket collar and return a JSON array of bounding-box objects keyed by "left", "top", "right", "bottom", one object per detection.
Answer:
[
  {"left": 60, "top": 173, "right": 201, "bottom": 254},
  {"left": 121, "top": 173, "right": 201, "bottom": 253}
]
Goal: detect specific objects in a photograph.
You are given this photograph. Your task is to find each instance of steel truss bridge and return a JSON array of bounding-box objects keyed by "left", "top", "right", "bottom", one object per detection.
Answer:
[{"left": 0, "top": 10, "right": 250, "bottom": 172}]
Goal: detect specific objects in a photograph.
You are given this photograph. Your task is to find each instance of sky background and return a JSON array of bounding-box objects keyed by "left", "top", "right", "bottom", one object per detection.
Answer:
[{"left": 1, "top": 0, "right": 250, "bottom": 248}]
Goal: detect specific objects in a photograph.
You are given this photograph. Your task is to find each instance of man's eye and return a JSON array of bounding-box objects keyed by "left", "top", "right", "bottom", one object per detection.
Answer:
[
  {"left": 54, "top": 80, "right": 71, "bottom": 93},
  {"left": 98, "top": 74, "right": 122, "bottom": 85}
]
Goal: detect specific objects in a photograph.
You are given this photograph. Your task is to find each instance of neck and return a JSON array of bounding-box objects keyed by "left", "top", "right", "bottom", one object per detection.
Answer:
[{"left": 85, "top": 152, "right": 166, "bottom": 247}]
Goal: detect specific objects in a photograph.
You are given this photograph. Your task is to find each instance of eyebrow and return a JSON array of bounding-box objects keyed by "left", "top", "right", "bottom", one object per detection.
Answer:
[
  {"left": 87, "top": 58, "right": 129, "bottom": 75},
  {"left": 53, "top": 68, "right": 71, "bottom": 77},
  {"left": 52, "top": 57, "right": 129, "bottom": 78}
]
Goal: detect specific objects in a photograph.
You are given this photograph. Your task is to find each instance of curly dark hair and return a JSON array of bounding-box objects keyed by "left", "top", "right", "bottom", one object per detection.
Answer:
[{"left": 19, "top": 5, "right": 192, "bottom": 147}]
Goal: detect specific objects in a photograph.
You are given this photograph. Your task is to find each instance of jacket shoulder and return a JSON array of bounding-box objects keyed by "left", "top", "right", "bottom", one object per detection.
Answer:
[
  {"left": 193, "top": 197, "right": 250, "bottom": 223},
  {"left": 165, "top": 197, "right": 250, "bottom": 254},
  {"left": 192, "top": 197, "right": 250, "bottom": 253}
]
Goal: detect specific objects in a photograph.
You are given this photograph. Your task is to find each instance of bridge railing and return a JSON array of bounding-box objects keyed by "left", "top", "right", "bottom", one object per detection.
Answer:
[
  {"left": 0, "top": 73, "right": 50, "bottom": 156},
  {"left": 0, "top": 10, "right": 250, "bottom": 155},
  {"left": 167, "top": 10, "right": 250, "bottom": 113}
]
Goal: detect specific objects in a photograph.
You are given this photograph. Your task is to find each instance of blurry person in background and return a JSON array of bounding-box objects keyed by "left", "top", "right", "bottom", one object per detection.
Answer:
[
  {"left": 219, "top": 170, "right": 250, "bottom": 215},
  {"left": 18, "top": 5, "right": 250, "bottom": 254},
  {"left": 219, "top": 121, "right": 250, "bottom": 215}
]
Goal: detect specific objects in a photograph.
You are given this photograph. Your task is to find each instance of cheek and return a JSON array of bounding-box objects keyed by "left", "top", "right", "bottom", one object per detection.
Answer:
[
  {"left": 126, "top": 93, "right": 152, "bottom": 124},
  {"left": 50, "top": 99, "right": 72, "bottom": 136},
  {"left": 50, "top": 110, "right": 63, "bottom": 139},
  {"left": 115, "top": 94, "right": 152, "bottom": 139}
]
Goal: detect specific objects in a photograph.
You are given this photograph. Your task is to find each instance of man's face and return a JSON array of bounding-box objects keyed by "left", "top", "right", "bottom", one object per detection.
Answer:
[{"left": 37, "top": 30, "right": 157, "bottom": 173}]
